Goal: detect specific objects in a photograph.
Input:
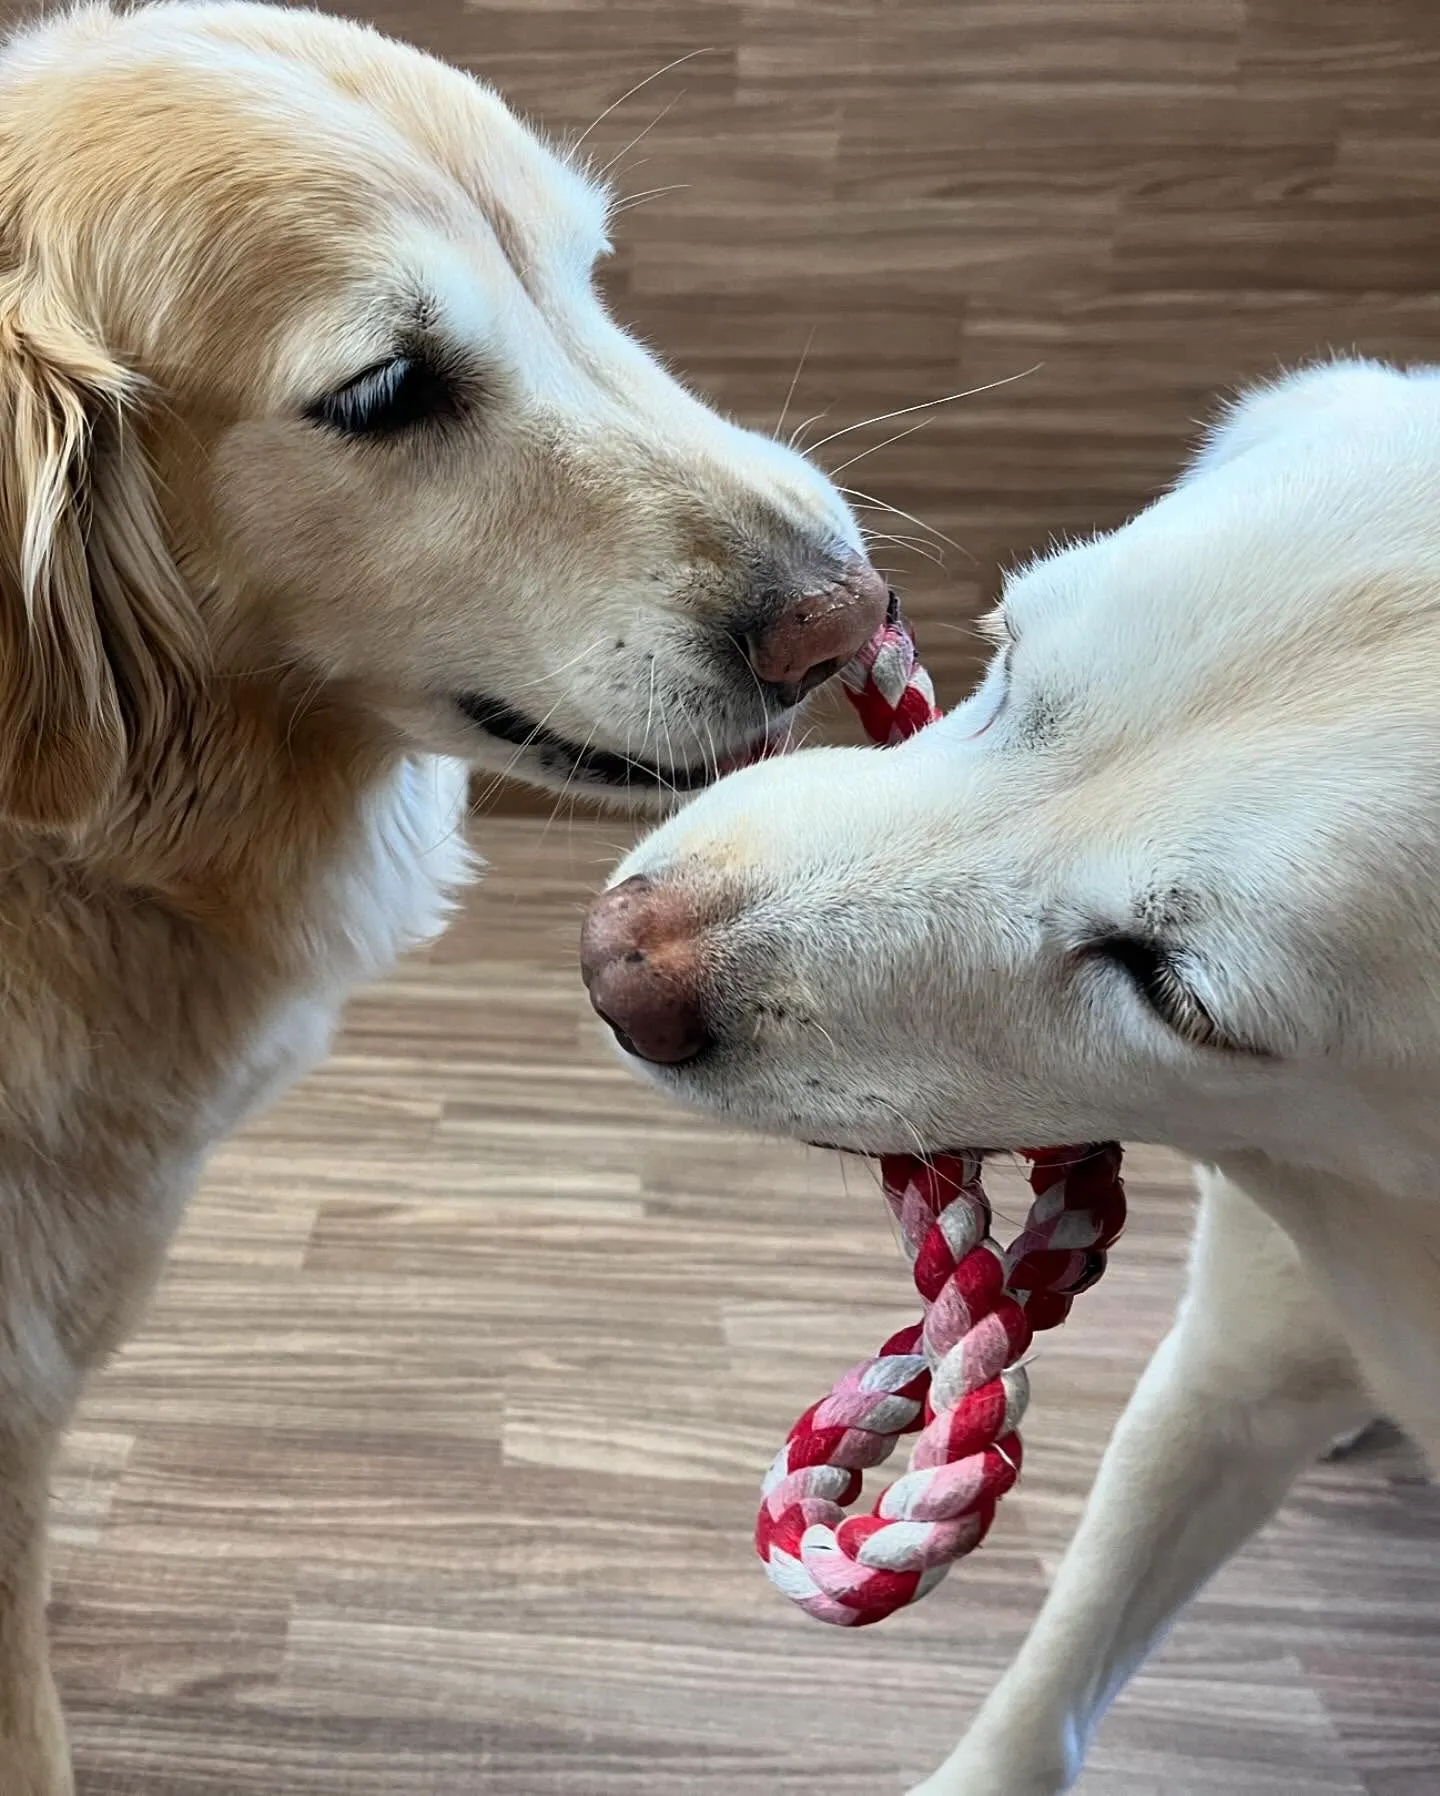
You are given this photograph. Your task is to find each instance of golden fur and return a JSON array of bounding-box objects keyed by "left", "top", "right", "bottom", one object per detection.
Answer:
[{"left": 0, "top": 5, "right": 869, "bottom": 1788}]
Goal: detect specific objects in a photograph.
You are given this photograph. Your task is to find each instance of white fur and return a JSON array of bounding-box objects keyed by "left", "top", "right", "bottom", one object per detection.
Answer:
[
  {"left": 217, "top": 754, "right": 475, "bottom": 1138},
  {"left": 613, "top": 360, "right": 1440, "bottom": 1792}
]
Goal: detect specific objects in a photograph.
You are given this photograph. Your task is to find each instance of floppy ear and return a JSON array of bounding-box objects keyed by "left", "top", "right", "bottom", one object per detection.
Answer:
[{"left": 0, "top": 281, "right": 202, "bottom": 827}]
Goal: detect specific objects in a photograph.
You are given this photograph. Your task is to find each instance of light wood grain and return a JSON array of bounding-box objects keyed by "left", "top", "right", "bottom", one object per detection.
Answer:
[
  {"left": 50, "top": 819, "right": 1440, "bottom": 1795},
  {"left": 456, "top": 0, "right": 1440, "bottom": 809},
  {"left": 27, "top": 0, "right": 1440, "bottom": 1787}
]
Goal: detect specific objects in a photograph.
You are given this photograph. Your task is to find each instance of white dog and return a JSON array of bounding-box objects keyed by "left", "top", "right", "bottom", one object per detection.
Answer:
[{"left": 583, "top": 359, "right": 1440, "bottom": 1794}]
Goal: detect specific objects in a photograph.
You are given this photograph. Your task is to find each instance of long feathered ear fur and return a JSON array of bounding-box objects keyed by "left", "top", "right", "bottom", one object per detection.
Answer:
[{"left": 0, "top": 277, "right": 202, "bottom": 827}]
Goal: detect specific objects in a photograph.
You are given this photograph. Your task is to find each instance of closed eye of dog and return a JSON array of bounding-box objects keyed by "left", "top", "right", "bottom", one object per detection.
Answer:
[
  {"left": 1089, "top": 931, "right": 1256, "bottom": 1055},
  {"left": 305, "top": 352, "right": 461, "bottom": 438}
]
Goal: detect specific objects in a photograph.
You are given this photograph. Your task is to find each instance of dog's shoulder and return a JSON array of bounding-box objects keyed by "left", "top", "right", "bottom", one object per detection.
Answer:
[{"left": 0, "top": 750, "right": 476, "bottom": 1172}]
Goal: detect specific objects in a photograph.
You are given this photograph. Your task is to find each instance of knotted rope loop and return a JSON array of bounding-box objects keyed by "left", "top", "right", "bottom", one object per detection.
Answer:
[{"left": 754, "top": 605, "right": 1127, "bottom": 1626}]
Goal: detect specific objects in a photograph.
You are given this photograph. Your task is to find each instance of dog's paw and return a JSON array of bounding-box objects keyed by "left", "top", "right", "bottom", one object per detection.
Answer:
[
  {"left": 908, "top": 1785, "right": 1061, "bottom": 1796},
  {"left": 905, "top": 1743, "right": 1067, "bottom": 1796},
  {"left": 906, "top": 1775, "right": 1060, "bottom": 1796}
]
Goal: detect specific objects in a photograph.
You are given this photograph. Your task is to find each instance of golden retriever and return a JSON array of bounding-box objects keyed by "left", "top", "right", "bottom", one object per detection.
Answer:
[
  {"left": 0, "top": 4, "right": 887, "bottom": 1788},
  {"left": 586, "top": 360, "right": 1440, "bottom": 1794}
]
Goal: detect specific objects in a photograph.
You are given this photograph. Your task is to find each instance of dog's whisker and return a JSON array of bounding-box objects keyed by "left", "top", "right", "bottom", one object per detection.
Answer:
[
  {"left": 861, "top": 527, "right": 946, "bottom": 568},
  {"left": 827, "top": 415, "right": 935, "bottom": 478},
  {"left": 597, "top": 93, "right": 686, "bottom": 184},
  {"left": 804, "top": 365, "right": 1042, "bottom": 458},
  {"left": 868, "top": 1093, "right": 931, "bottom": 1162},
  {"left": 636, "top": 699, "right": 681, "bottom": 805},
  {"left": 470, "top": 685, "right": 583, "bottom": 809},
  {"left": 566, "top": 48, "right": 714, "bottom": 161},
  {"left": 502, "top": 636, "right": 611, "bottom": 699},
  {"left": 641, "top": 655, "right": 660, "bottom": 752},
  {"left": 788, "top": 407, "right": 832, "bottom": 453},
  {"left": 537, "top": 718, "right": 602, "bottom": 848},
  {"left": 611, "top": 182, "right": 690, "bottom": 216},
  {"left": 695, "top": 711, "right": 717, "bottom": 788},
  {"left": 921, "top": 616, "right": 995, "bottom": 639},
  {"left": 774, "top": 325, "right": 817, "bottom": 443},
  {"left": 840, "top": 487, "right": 971, "bottom": 560}
]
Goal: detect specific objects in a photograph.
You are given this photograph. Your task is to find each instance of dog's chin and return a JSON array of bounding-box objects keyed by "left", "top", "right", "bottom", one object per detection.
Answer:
[
  {"left": 806, "top": 1135, "right": 1007, "bottom": 1158},
  {"left": 638, "top": 1065, "right": 988, "bottom": 1160},
  {"left": 622, "top": 1051, "right": 951, "bottom": 1155}
]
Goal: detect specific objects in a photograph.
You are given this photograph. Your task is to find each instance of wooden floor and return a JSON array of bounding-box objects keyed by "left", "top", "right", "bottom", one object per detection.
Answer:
[
  {"left": 33, "top": 0, "right": 1440, "bottom": 1788},
  {"left": 55, "top": 820, "right": 1440, "bottom": 1796},
  {"left": 378, "top": 0, "right": 1440, "bottom": 801}
]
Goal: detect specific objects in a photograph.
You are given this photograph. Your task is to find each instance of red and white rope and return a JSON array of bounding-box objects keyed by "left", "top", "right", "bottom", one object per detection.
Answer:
[
  {"left": 755, "top": 601, "right": 1127, "bottom": 1627},
  {"left": 838, "top": 594, "right": 941, "bottom": 743}
]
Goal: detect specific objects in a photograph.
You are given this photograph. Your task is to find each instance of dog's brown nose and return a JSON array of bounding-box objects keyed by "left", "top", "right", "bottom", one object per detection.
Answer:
[
  {"left": 580, "top": 874, "right": 710, "bottom": 1065},
  {"left": 745, "top": 561, "right": 889, "bottom": 700}
]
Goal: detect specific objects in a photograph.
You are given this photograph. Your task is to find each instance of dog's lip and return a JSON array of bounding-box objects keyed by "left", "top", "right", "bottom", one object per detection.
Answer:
[
  {"left": 455, "top": 690, "right": 783, "bottom": 791},
  {"left": 806, "top": 1129, "right": 1006, "bottom": 1155}
]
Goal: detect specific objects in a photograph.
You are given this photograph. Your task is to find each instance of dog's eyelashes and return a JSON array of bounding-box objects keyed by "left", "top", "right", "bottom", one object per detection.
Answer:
[
  {"left": 306, "top": 355, "right": 460, "bottom": 439},
  {"left": 1090, "top": 931, "right": 1248, "bottom": 1054}
]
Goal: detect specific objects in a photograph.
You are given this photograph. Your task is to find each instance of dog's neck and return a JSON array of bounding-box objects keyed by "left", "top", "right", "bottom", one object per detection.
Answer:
[
  {"left": 0, "top": 668, "right": 470, "bottom": 1181},
  {"left": 1216, "top": 1147, "right": 1440, "bottom": 1446},
  {"left": 61, "top": 673, "right": 411, "bottom": 947}
]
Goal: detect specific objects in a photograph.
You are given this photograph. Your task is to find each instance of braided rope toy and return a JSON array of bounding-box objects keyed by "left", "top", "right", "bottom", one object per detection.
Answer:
[{"left": 754, "top": 600, "right": 1128, "bottom": 1628}]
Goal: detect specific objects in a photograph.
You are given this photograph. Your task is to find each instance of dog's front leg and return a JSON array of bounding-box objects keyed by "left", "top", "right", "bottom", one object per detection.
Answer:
[
  {"left": 908, "top": 1169, "right": 1372, "bottom": 1796},
  {"left": 0, "top": 1170, "right": 189, "bottom": 1796},
  {"left": 0, "top": 1428, "right": 71, "bottom": 1796}
]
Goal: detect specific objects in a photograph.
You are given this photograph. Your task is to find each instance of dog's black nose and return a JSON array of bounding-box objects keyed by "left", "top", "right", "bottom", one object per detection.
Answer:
[{"left": 742, "top": 560, "right": 889, "bottom": 704}]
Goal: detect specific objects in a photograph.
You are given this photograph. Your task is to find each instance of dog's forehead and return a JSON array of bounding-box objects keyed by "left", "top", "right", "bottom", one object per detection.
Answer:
[
  {"left": 1012, "top": 417, "right": 1440, "bottom": 694},
  {"left": 0, "top": 6, "right": 605, "bottom": 382},
  {"left": 978, "top": 384, "right": 1440, "bottom": 924},
  {"left": 235, "top": 18, "right": 609, "bottom": 270}
]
